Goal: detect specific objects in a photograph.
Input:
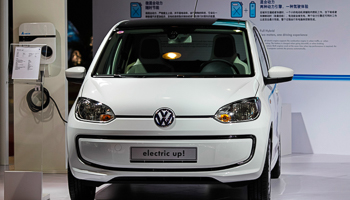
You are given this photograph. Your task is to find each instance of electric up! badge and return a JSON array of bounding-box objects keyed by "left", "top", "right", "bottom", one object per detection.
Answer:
[{"left": 154, "top": 108, "right": 175, "bottom": 127}]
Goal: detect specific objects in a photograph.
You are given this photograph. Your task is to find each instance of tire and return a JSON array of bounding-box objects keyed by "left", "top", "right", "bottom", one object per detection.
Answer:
[
  {"left": 68, "top": 164, "right": 96, "bottom": 200},
  {"left": 248, "top": 138, "right": 271, "bottom": 200},
  {"left": 271, "top": 137, "right": 281, "bottom": 179}
]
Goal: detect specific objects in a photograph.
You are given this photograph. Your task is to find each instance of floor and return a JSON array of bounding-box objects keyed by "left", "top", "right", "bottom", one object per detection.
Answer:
[{"left": 1, "top": 154, "right": 350, "bottom": 200}]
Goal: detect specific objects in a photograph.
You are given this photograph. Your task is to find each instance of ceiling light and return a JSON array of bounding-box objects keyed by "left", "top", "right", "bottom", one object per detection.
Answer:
[{"left": 162, "top": 52, "right": 181, "bottom": 60}]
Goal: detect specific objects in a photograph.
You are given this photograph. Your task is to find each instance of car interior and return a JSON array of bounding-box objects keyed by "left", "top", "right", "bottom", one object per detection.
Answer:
[{"left": 94, "top": 30, "right": 252, "bottom": 76}]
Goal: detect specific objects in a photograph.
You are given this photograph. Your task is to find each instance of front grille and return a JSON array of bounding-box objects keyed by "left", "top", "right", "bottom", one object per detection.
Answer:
[{"left": 76, "top": 134, "right": 256, "bottom": 172}]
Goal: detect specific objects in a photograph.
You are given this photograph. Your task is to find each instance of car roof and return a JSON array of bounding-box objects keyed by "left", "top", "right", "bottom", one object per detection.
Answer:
[{"left": 117, "top": 18, "right": 248, "bottom": 29}]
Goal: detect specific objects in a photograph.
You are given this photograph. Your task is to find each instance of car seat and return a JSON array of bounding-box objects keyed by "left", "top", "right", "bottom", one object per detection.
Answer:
[
  {"left": 128, "top": 37, "right": 172, "bottom": 74},
  {"left": 201, "top": 34, "right": 248, "bottom": 74}
]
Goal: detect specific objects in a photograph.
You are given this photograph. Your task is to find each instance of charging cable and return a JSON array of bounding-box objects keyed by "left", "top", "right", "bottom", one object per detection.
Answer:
[{"left": 26, "top": 87, "right": 67, "bottom": 123}]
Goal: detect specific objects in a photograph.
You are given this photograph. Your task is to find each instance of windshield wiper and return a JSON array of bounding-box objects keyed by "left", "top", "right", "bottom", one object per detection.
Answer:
[
  {"left": 94, "top": 74, "right": 237, "bottom": 78},
  {"left": 114, "top": 74, "right": 149, "bottom": 78},
  {"left": 113, "top": 74, "right": 125, "bottom": 78}
]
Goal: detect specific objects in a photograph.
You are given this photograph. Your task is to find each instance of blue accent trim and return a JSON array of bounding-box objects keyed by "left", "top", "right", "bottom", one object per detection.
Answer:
[
  {"left": 213, "top": 21, "right": 246, "bottom": 28},
  {"left": 293, "top": 74, "right": 350, "bottom": 81},
  {"left": 268, "top": 84, "right": 276, "bottom": 99}
]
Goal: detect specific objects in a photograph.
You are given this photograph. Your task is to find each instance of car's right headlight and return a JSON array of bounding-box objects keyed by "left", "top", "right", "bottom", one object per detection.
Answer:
[
  {"left": 214, "top": 97, "right": 261, "bottom": 123},
  {"left": 75, "top": 97, "right": 115, "bottom": 123}
]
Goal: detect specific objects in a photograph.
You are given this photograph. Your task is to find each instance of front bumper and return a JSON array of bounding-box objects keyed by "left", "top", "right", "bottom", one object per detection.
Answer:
[
  {"left": 77, "top": 134, "right": 255, "bottom": 170},
  {"left": 67, "top": 115, "right": 270, "bottom": 184}
]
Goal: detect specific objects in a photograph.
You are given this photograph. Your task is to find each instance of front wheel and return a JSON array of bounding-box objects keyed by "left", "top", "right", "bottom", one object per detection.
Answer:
[
  {"left": 248, "top": 138, "right": 271, "bottom": 200},
  {"left": 68, "top": 164, "right": 96, "bottom": 200}
]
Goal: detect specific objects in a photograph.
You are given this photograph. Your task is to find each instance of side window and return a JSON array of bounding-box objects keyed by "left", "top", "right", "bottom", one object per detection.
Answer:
[
  {"left": 94, "top": 36, "right": 122, "bottom": 75},
  {"left": 256, "top": 28, "right": 270, "bottom": 67},
  {"left": 253, "top": 28, "right": 269, "bottom": 77}
]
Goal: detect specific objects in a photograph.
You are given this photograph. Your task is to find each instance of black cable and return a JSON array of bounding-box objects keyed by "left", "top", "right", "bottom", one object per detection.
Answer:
[
  {"left": 26, "top": 87, "right": 50, "bottom": 113},
  {"left": 49, "top": 96, "right": 68, "bottom": 123},
  {"left": 193, "top": 0, "right": 199, "bottom": 18},
  {"left": 26, "top": 87, "right": 67, "bottom": 123}
]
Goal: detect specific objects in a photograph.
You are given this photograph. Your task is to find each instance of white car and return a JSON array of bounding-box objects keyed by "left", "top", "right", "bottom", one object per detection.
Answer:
[{"left": 66, "top": 18, "right": 293, "bottom": 200}]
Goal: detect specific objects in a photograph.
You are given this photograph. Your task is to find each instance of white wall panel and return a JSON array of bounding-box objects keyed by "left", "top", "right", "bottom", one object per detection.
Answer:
[{"left": 13, "top": 0, "right": 67, "bottom": 172}]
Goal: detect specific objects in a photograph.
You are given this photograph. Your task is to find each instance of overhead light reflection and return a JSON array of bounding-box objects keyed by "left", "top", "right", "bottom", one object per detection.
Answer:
[{"left": 162, "top": 52, "right": 181, "bottom": 60}]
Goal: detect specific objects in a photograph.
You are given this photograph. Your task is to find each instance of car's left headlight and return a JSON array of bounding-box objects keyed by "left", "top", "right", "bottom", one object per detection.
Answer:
[
  {"left": 214, "top": 97, "right": 261, "bottom": 123},
  {"left": 75, "top": 97, "right": 115, "bottom": 123}
]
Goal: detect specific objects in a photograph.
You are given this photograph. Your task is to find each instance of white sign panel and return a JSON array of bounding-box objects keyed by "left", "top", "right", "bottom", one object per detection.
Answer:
[
  {"left": 94, "top": 0, "right": 347, "bottom": 76},
  {"left": 12, "top": 47, "right": 41, "bottom": 80}
]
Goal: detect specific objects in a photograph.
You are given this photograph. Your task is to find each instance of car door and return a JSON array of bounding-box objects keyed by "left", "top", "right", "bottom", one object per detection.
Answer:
[{"left": 253, "top": 27, "right": 279, "bottom": 157}]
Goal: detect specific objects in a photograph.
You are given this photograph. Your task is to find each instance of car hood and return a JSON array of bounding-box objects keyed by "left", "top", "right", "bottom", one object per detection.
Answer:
[{"left": 81, "top": 78, "right": 259, "bottom": 116}]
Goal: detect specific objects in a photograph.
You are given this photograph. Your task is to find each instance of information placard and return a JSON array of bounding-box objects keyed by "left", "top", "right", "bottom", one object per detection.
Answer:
[{"left": 12, "top": 47, "right": 41, "bottom": 80}]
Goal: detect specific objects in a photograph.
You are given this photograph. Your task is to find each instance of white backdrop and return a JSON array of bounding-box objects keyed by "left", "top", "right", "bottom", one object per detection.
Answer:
[{"left": 93, "top": 0, "right": 350, "bottom": 155}]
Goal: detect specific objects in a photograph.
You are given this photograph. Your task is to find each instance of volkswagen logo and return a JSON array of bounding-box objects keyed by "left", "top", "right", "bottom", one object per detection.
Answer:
[{"left": 154, "top": 108, "right": 175, "bottom": 127}]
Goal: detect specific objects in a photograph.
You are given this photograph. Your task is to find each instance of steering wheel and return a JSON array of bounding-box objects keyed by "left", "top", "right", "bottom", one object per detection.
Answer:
[
  {"left": 163, "top": 62, "right": 175, "bottom": 72},
  {"left": 200, "top": 59, "right": 240, "bottom": 74}
]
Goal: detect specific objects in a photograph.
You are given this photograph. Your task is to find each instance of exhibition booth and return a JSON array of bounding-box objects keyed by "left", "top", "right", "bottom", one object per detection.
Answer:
[{"left": 1, "top": 0, "right": 350, "bottom": 199}]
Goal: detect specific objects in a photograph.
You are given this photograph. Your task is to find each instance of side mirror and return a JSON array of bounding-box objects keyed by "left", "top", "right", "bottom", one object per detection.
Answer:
[
  {"left": 65, "top": 66, "right": 86, "bottom": 84},
  {"left": 264, "top": 66, "right": 294, "bottom": 85}
]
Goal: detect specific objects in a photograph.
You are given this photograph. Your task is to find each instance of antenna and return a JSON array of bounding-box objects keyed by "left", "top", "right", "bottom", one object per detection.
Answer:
[{"left": 192, "top": 0, "right": 199, "bottom": 18}]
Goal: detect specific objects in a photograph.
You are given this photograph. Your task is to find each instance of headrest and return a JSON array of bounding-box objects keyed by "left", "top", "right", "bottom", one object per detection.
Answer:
[
  {"left": 213, "top": 34, "right": 236, "bottom": 58},
  {"left": 140, "top": 38, "right": 160, "bottom": 59}
]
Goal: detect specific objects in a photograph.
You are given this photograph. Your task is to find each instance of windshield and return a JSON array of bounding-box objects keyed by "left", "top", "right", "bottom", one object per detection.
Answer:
[{"left": 92, "top": 26, "right": 254, "bottom": 78}]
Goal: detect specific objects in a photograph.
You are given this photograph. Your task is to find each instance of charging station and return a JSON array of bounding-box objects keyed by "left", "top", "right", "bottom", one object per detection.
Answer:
[
  {"left": 19, "top": 22, "right": 56, "bottom": 64},
  {"left": 10, "top": 0, "right": 67, "bottom": 174}
]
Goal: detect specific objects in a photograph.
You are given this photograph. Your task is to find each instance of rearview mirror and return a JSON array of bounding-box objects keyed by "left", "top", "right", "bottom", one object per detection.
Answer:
[
  {"left": 168, "top": 34, "right": 192, "bottom": 44},
  {"left": 264, "top": 66, "right": 294, "bottom": 85},
  {"left": 65, "top": 66, "right": 86, "bottom": 84}
]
